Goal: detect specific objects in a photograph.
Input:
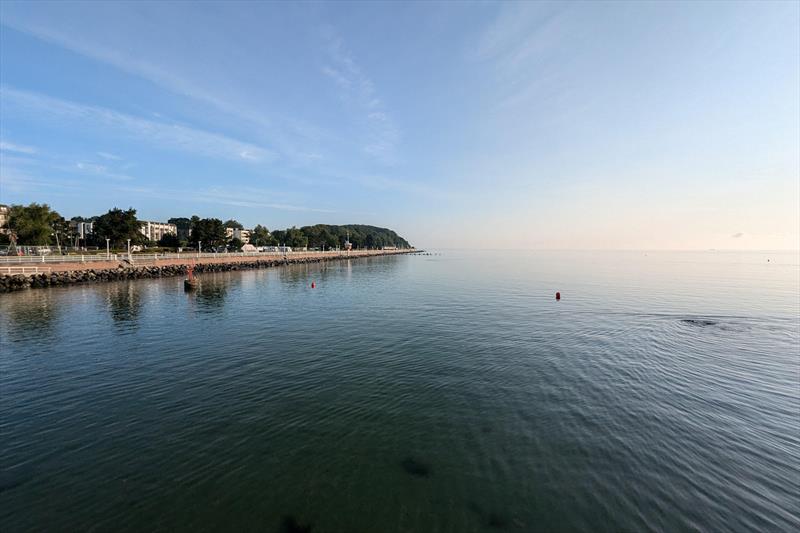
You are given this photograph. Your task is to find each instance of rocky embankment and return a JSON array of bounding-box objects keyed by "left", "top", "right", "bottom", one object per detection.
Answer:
[{"left": 0, "top": 251, "right": 413, "bottom": 293}]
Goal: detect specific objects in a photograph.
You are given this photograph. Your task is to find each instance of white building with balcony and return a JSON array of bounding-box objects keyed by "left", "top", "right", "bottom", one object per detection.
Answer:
[
  {"left": 0, "top": 204, "right": 9, "bottom": 234},
  {"left": 70, "top": 221, "right": 94, "bottom": 239},
  {"left": 140, "top": 221, "right": 178, "bottom": 242},
  {"left": 225, "top": 227, "right": 251, "bottom": 244}
]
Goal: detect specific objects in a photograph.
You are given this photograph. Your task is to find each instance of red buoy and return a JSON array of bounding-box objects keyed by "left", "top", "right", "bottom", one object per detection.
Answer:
[
  {"left": 311, "top": 281, "right": 316, "bottom": 288},
  {"left": 555, "top": 291, "right": 561, "bottom": 300}
]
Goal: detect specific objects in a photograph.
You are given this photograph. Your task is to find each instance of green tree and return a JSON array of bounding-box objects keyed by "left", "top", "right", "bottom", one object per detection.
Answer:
[
  {"left": 271, "top": 229, "right": 286, "bottom": 245},
  {"left": 168, "top": 217, "right": 192, "bottom": 240},
  {"left": 254, "top": 224, "right": 412, "bottom": 250},
  {"left": 223, "top": 219, "right": 243, "bottom": 229},
  {"left": 51, "top": 215, "right": 72, "bottom": 252},
  {"left": 295, "top": 224, "right": 410, "bottom": 250},
  {"left": 158, "top": 232, "right": 180, "bottom": 248},
  {"left": 190, "top": 215, "right": 200, "bottom": 233},
  {"left": 189, "top": 217, "right": 226, "bottom": 249},
  {"left": 168, "top": 217, "right": 192, "bottom": 228},
  {"left": 250, "top": 224, "right": 277, "bottom": 246},
  {"left": 302, "top": 224, "right": 338, "bottom": 249},
  {"left": 4, "top": 203, "right": 63, "bottom": 245},
  {"left": 92, "top": 207, "right": 143, "bottom": 248},
  {"left": 284, "top": 226, "right": 308, "bottom": 249},
  {"left": 227, "top": 237, "right": 243, "bottom": 251}
]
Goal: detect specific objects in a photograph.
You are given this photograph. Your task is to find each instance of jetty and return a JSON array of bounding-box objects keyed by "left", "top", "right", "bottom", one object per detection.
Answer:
[{"left": 0, "top": 249, "right": 415, "bottom": 292}]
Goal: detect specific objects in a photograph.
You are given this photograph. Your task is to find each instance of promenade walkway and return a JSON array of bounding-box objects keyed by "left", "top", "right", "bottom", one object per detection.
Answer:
[{"left": 0, "top": 249, "right": 413, "bottom": 274}]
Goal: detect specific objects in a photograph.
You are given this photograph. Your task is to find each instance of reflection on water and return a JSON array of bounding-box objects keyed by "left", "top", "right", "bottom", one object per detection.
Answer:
[
  {"left": 105, "top": 282, "right": 142, "bottom": 325},
  {"left": 275, "top": 255, "right": 396, "bottom": 287},
  {"left": 0, "top": 251, "right": 798, "bottom": 532},
  {"left": 194, "top": 274, "right": 229, "bottom": 311},
  {"left": 0, "top": 290, "right": 60, "bottom": 340},
  {"left": 277, "top": 262, "right": 316, "bottom": 284}
]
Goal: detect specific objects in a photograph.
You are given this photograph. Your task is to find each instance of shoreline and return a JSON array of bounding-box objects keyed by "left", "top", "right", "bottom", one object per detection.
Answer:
[{"left": 0, "top": 249, "right": 416, "bottom": 293}]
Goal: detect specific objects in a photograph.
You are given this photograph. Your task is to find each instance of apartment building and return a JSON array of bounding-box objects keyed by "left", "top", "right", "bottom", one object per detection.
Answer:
[
  {"left": 140, "top": 221, "right": 178, "bottom": 242},
  {"left": 0, "top": 204, "right": 8, "bottom": 233},
  {"left": 70, "top": 221, "right": 94, "bottom": 239},
  {"left": 225, "top": 227, "right": 251, "bottom": 244}
]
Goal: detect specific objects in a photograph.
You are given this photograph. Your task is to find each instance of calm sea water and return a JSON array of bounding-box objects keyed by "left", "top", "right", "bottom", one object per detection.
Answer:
[{"left": 1, "top": 251, "right": 798, "bottom": 532}]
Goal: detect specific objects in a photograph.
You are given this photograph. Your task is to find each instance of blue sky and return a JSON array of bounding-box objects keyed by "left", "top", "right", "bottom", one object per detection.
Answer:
[{"left": 1, "top": 1, "right": 798, "bottom": 249}]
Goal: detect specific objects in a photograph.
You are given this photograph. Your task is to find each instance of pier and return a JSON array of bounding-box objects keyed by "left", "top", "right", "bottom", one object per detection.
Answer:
[{"left": 0, "top": 249, "right": 416, "bottom": 292}]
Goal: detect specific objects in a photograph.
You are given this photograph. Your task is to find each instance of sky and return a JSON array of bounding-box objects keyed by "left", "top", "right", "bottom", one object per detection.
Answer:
[{"left": 0, "top": 1, "right": 798, "bottom": 250}]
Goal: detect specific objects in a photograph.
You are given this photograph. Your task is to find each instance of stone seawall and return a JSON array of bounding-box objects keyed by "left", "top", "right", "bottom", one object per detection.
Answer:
[{"left": 0, "top": 250, "right": 414, "bottom": 293}]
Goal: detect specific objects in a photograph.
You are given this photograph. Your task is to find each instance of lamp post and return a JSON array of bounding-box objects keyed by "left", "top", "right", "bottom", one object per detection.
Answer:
[
  {"left": 127, "top": 239, "right": 131, "bottom": 260},
  {"left": 106, "top": 238, "right": 110, "bottom": 259},
  {"left": 198, "top": 241, "right": 201, "bottom": 257},
  {"left": 52, "top": 231, "right": 61, "bottom": 255}
]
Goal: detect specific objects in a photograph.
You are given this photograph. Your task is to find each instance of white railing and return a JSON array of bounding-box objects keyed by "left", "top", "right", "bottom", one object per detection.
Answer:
[
  {"left": 126, "top": 250, "right": 398, "bottom": 262},
  {"left": 0, "top": 266, "right": 53, "bottom": 275},
  {"left": 0, "top": 254, "right": 120, "bottom": 264},
  {"left": 0, "top": 249, "right": 407, "bottom": 265}
]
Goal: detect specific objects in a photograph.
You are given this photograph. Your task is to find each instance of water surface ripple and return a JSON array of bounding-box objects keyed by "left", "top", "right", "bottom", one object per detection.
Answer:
[{"left": 1, "top": 251, "right": 798, "bottom": 532}]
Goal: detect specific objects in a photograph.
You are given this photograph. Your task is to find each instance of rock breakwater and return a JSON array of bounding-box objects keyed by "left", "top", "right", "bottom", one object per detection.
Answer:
[{"left": 0, "top": 251, "right": 413, "bottom": 293}]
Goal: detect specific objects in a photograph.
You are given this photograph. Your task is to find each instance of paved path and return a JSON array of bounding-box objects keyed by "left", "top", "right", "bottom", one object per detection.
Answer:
[{"left": 17, "top": 249, "right": 413, "bottom": 273}]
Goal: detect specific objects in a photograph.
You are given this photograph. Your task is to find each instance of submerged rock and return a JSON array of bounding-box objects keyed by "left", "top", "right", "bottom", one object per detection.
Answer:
[
  {"left": 0, "top": 466, "right": 33, "bottom": 494},
  {"left": 681, "top": 318, "right": 717, "bottom": 327},
  {"left": 280, "top": 515, "right": 312, "bottom": 533},
  {"left": 400, "top": 457, "right": 432, "bottom": 477},
  {"left": 487, "top": 512, "right": 509, "bottom": 528},
  {"left": 467, "top": 500, "right": 510, "bottom": 529}
]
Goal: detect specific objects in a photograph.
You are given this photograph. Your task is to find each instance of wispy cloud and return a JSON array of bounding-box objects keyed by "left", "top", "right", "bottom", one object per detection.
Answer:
[
  {"left": 473, "top": 2, "right": 572, "bottom": 109},
  {"left": 1, "top": 86, "right": 274, "bottom": 163},
  {"left": 74, "top": 161, "right": 133, "bottom": 181},
  {"left": 188, "top": 188, "right": 336, "bottom": 213},
  {"left": 1, "top": 16, "right": 232, "bottom": 113},
  {"left": 0, "top": 166, "right": 81, "bottom": 194},
  {"left": 309, "top": 169, "right": 447, "bottom": 200},
  {"left": 113, "top": 184, "right": 336, "bottom": 213},
  {"left": 0, "top": 156, "right": 335, "bottom": 213},
  {"left": 0, "top": 141, "right": 37, "bottom": 154},
  {"left": 475, "top": 2, "right": 564, "bottom": 63},
  {"left": 1, "top": 15, "right": 335, "bottom": 169},
  {"left": 0, "top": 149, "right": 135, "bottom": 196},
  {"left": 97, "top": 151, "right": 121, "bottom": 160},
  {"left": 352, "top": 174, "right": 437, "bottom": 197},
  {"left": 322, "top": 31, "right": 400, "bottom": 164}
]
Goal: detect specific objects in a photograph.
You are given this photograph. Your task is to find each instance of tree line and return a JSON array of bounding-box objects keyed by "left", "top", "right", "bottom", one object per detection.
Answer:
[
  {"left": 1, "top": 203, "right": 412, "bottom": 251},
  {"left": 1, "top": 205, "right": 150, "bottom": 249},
  {"left": 294, "top": 224, "right": 411, "bottom": 250}
]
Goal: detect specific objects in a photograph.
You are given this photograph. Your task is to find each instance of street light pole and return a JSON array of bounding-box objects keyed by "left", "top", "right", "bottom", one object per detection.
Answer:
[
  {"left": 198, "top": 241, "right": 201, "bottom": 257},
  {"left": 106, "top": 238, "right": 110, "bottom": 259},
  {"left": 127, "top": 239, "right": 131, "bottom": 260}
]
